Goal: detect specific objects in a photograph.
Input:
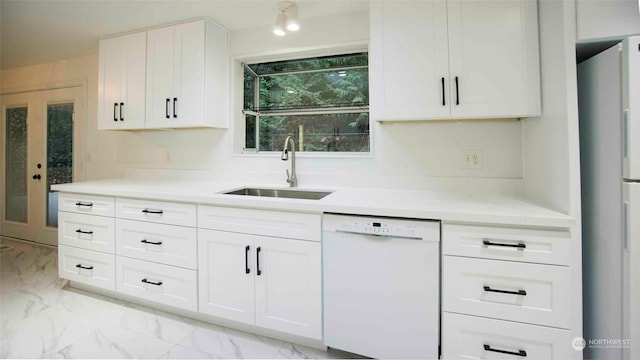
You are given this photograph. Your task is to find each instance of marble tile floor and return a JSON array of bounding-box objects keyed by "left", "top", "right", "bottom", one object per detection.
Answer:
[{"left": 0, "top": 237, "right": 359, "bottom": 359}]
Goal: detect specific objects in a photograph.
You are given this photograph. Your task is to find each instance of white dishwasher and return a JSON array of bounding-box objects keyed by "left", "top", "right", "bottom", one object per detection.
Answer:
[{"left": 322, "top": 214, "right": 440, "bottom": 359}]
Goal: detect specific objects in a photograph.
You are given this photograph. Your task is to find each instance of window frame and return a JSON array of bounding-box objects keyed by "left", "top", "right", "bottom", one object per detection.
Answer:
[{"left": 235, "top": 47, "right": 372, "bottom": 157}]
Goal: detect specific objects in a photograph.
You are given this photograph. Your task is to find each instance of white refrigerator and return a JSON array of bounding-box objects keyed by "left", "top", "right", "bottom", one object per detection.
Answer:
[{"left": 579, "top": 36, "right": 639, "bottom": 360}]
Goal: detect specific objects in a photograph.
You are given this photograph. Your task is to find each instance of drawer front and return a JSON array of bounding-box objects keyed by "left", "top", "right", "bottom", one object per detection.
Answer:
[
  {"left": 115, "top": 256, "right": 197, "bottom": 311},
  {"left": 58, "top": 193, "right": 115, "bottom": 217},
  {"left": 442, "top": 256, "right": 572, "bottom": 328},
  {"left": 58, "top": 212, "right": 115, "bottom": 253},
  {"left": 442, "top": 312, "right": 574, "bottom": 360},
  {"left": 116, "top": 198, "right": 196, "bottom": 227},
  {"left": 442, "top": 223, "right": 571, "bottom": 266},
  {"left": 198, "top": 205, "right": 321, "bottom": 241},
  {"left": 58, "top": 245, "right": 116, "bottom": 291},
  {"left": 115, "top": 219, "right": 197, "bottom": 269}
]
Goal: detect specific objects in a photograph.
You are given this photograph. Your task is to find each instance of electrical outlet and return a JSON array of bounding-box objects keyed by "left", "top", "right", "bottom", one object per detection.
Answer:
[{"left": 462, "top": 150, "right": 482, "bottom": 169}]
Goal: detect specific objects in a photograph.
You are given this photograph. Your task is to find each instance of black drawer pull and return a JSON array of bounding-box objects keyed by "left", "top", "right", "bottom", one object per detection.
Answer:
[
  {"left": 141, "top": 209, "right": 163, "bottom": 215},
  {"left": 482, "top": 240, "right": 526, "bottom": 249},
  {"left": 141, "top": 239, "right": 163, "bottom": 245},
  {"left": 75, "top": 202, "right": 93, "bottom": 207},
  {"left": 75, "top": 229, "right": 94, "bottom": 235},
  {"left": 75, "top": 264, "right": 94, "bottom": 270},
  {"left": 484, "top": 344, "right": 527, "bottom": 357},
  {"left": 256, "top": 247, "right": 262, "bottom": 276},
  {"left": 141, "top": 278, "right": 163, "bottom": 286},
  {"left": 245, "top": 245, "right": 251, "bottom": 274},
  {"left": 483, "top": 286, "right": 527, "bottom": 296}
]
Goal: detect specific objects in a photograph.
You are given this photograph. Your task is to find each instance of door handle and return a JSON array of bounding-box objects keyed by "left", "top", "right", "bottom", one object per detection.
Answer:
[
  {"left": 166, "top": 98, "right": 170, "bottom": 119},
  {"left": 173, "top": 98, "right": 177, "bottom": 118},
  {"left": 441, "top": 77, "right": 446, "bottom": 106},
  {"left": 32, "top": 174, "right": 41, "bottom": 180},
  {"left": 113, "top": 103, "right": 118, "bottom": 122},
  {"left": 119, "top": 102, "right": 124, "bottom": 121},
  {"left": 256, "top": 247, "right": 262, "bottom": 276},
  {"left": 455, "top": 76, "right": 460, "bottom": 105},
  {"left": 245, "top": 245, "right": 251, "bottom": 274}
]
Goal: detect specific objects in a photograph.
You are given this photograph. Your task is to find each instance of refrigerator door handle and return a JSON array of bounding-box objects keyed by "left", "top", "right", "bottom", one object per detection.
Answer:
[{"left": 624, "top": 200, "right": 629, "bottom": 250}]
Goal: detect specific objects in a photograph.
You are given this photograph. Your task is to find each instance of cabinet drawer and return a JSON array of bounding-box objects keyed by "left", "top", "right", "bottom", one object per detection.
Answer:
[
  {"left": 116, "top": 256, "right": 197, "bottom": 311},
  {"left": 116, "top": 219, "right": 197, "bottom": 269},
  {"left": 116, "top": 198, "right": 196, "bottom": 227},
  {"left": 58, "top": 193, "right": 115, "bottom": 217},
  {"left": 442, "top": 312, "right": 574, "bottom": 360},
  {"left": 58, "top": 245, "right": 116, "bottom": 291},
  {"left": 442, "top": 223, "right": 571, "bottom": 265},
  {"left": 198, "top": 205, "right": 321, "bottom": 241},
  {"left": 442, "top": 256, "right": 572, "bottom": 329},
  {"left": 58, "top": 212, "right": 115, "bottom": 253}
]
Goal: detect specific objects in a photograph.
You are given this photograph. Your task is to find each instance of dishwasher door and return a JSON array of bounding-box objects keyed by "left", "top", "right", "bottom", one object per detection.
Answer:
[{"left": 322, "top": 214, "right": 440, "bottom": 359}]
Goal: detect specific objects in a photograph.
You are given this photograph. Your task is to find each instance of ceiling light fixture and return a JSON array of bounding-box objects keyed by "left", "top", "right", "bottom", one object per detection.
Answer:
[{"left": 273, "top": 1, "right": 300, "bottom": 36}]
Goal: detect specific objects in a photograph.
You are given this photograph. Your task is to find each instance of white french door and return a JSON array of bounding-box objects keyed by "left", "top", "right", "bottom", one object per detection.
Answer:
[{"left": 1, "top": 87, "right": 85, "bottom": 246}]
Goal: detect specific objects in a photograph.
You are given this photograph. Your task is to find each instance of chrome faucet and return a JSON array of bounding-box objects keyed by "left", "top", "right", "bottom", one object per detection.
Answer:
[{"left": 281, "top": 136, "right": 298, "bottom": 187}]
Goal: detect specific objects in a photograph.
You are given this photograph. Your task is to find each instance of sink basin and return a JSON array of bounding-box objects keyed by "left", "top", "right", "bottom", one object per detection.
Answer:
[{"left": 223, "top": 187, "right": 333, "bottom": 200}]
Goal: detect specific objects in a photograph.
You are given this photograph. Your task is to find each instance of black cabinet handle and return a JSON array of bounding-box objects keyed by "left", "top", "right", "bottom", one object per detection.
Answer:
[
  {"left": 120, "top": 102, "right": 124, "bottom": 121},
  {"left": 166, "top": 98, "right": 170, "bottom": 119},
  {"left": 114, "top": 103, "right": 118, "bottom": 122},
  {"left": 256, "top": 247, "right": 262, "bottom": 276},
  {"left": 75, "top": 202, "right": 93, "bottom": 207},
  {"left": 75, "top": 264, "right": 94, "bottom": 270},
  {"left": 441, "top": 77, "right": 446, "bottom": 106},
  {"left": 173, "top": 98, "right": 177, "bottom": 118},
  {"left": 483, "top": 286, "right": 527, "bottom": 296},
  {"left": 141, "top": 239, "right": 162, "bottom": 245},
  {"left": 141, "top": 209, "right": 163, "bottom": 215},
  {"left": 482, "top": 240, "right": 526, "bottom": 249},
  {"left": 141, "top": 278, "right": 163, "bottom": 286},
  {"left": 32, "top": 174, "right": 41, "bottom": 180},
  {"left": 245, "top": 245, "right": 251, "bottom": 274},
  {"left": 75, "top": 229, "right": 94, "bottom": 235},
  {"left": 455, "top": 76, "right": 460, "bottom": 105},
  {"left": 483, "top": 344, "right": 527, "bottom": 357}
]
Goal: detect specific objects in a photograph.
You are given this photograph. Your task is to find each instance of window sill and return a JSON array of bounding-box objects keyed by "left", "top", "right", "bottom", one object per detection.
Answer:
[{"left": 233, "top": 151, "right": 372, "bottom": 159}]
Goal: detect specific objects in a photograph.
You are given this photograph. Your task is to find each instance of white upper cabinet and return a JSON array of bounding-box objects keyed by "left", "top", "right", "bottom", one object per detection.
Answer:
[
  {"left": 370, "top": 0, "right": 541, "bottom": 121},
  {"left": 146, "top": 19, "right": 228, "bottom": 129},
  {"left": 98, "top": 32, "right": 146, "bottom": 130}
]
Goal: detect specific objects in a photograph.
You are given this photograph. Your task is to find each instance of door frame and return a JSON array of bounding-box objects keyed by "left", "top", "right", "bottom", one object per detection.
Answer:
[{"left": 0, "top": 84, "right": 86, "bottom": 245}]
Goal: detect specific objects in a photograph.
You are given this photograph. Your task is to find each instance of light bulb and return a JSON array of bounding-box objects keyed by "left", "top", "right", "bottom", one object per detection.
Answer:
[
  {"left": 273, "top": 12, "right": 286, "bottom": 36},
  {"left": 286, "top": 4, "right": 300, "bottom": 31}
]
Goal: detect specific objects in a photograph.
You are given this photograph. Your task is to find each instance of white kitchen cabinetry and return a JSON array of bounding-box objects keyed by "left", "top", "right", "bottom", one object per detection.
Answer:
[
  {"left": 98, "top": 32, "right": 146, "bottom": 130},
  {"left": 198, "top": 206, "right": 322, "bottom": 340},
  {"left": 370, "top": 0, "right": 540, "bottom": 121},
  {"left": 146, "top": 19, "right": 228, "bottom": 129},
  {"left": 441, "top": 223, "right": 575, "bottom": 359}
]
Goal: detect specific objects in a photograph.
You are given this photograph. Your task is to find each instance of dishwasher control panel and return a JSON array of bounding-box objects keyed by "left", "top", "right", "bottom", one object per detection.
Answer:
[{"left": 340, "top": 219, "right": 421, "bottom": 238}]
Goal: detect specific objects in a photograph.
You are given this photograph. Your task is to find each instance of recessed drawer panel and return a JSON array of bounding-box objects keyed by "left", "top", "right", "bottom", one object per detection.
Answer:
[
  {"left": 58, "top": 212, "right": 115, "bottom": 253},
  {"left": 58, "top": 193, "right": 115, "bottom": 217},
  {"left": 115, "top": 219, "right": 197, "bottom": 269},
  {"left": 115, "top": 256, "right": 197, "bottom": 311},
  {"left": 442, "top": 256, "right": 572, "bottom": 329},
  {"left": 442, "top": 223, "right": 571, "bottom": 266},
  {"left": 58, "top": 245, "right": 115, "bottom": 291},
  {"left": 198, "top": 205, "right": 321, "bottom": 241},
  {"left": 116, "top": 198, "right": 196, "bottom": 227},
  {"left": 442, "top": 312, "right": 574, "bottom": 360}
]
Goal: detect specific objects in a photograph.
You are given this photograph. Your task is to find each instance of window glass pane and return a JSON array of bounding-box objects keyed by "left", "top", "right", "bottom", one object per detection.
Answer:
[
  {"left": 259, "top": 68, "right": 369, "bottom": 111},
  {"left": 5, "top": 107, "right": 28, "bottom": 223},
  {"left": 244, "top": 67, "right": 255, "bottom": 110},
  {"left": 249, "top": 53, "right": 368, "bottom": 75},
  {"left": 245, "top": 115, "right": 256, "bottom": 149},
  {"left": 47, "top": 103, "right": 73, "bottom": 227},
  {"left": 259, "top": 113, "right": 369, "bottom": 152}
]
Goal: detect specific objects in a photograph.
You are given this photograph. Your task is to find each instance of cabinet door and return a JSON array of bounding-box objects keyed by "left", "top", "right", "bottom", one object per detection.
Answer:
[
  {"left": 98, "top": 36, "right": 123, "bottom": 130},
  {"left": 146, "top": 25, "right": 175, "bottom": 128},
  {"left": 447, "top": 0, "right": 540, "bottom": 119},
  {"left": 370, "top": 0, "right": 450, "bottom": 121},
  {"left": 119, "top": 32, "right": 146, "bottom": 129},
  {"left": 172, "top": 20, "right": 205, "bottom": 127},
  {"left": 254, "top": 237, "right": 322, "bottom": 340},
  {"left": 198, "top": 229, "right": 255, "bottom": 325}
]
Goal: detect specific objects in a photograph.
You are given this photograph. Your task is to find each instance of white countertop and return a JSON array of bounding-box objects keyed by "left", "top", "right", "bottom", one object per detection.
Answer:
[{"left": 52, "top": 179, "right": 574, "bottom": 228}]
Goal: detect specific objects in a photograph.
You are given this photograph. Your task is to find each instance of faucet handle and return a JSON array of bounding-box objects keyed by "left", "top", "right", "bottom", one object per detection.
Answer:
[{"left": 286, "top": 169, "right": 291, "bottom": 182}]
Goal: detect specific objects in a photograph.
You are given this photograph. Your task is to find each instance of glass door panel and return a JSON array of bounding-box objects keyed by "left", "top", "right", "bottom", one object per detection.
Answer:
[
  {"left": 5, "top": 106, "right": 28, "bottom": 223},
  {"left": 46, "top": 103, "right": 74, "bottom": 227}
]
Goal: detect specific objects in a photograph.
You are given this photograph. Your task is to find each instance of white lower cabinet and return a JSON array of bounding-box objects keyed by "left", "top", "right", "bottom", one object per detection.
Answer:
[
  {"left": 442, "top": 312, "right": 574, "bottom": 359},
  {"left": 58, "top": 245, "right": 116, "bottom": 291},
  {"left": 116, "top": 256, "right": 197, "bottom": 311},
  {"left": 198, "top": 229, "right": 322, "bottom": 340}
]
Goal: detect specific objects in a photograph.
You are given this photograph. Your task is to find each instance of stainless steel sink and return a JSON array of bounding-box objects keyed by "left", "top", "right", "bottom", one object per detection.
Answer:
[{"left": 223, "top": 187, "right": 332, "bottom": 200}]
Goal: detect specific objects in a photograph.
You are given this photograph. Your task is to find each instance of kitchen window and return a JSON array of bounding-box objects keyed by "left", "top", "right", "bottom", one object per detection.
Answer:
[{"left": 242, "top": 53, "right": 369, "bottom": 153}]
